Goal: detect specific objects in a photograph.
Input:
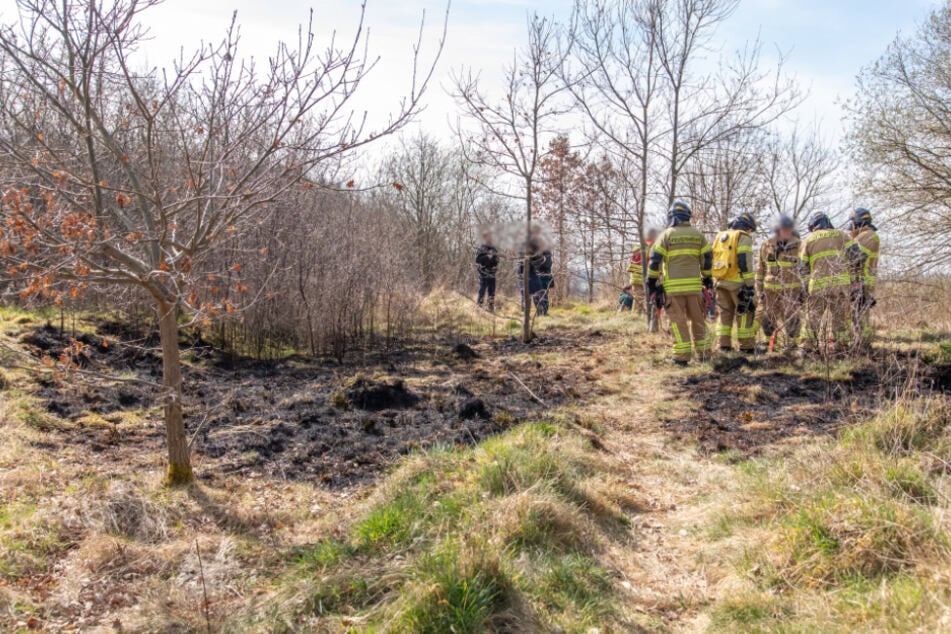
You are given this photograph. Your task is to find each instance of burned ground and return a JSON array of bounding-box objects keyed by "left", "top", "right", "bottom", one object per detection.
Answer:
[
  {"left": 665, "top": 350, "right": 951, "bottom": 457},
  {"left": 19, "top": 319, "right": 950, "bottom": 478},
  {"left": 13, "top": 320, "right": 602, "bottom": 487}
]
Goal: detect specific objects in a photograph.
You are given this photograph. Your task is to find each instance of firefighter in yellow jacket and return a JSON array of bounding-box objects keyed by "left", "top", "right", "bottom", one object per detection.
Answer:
[
  {"left": 712, "top": 212, "right": 758, "bottom": 353},
  {"left": 849, "top": 208, "right": 880, "bottom": 344},
  {"left": 755, "top": 215, "right": 801, "bottom": 352},
  {"left": 799, "top": 211, "right": 858, "bottom": 354},
  {"left": 647, "top": 202, "right": 712, "bottom": 366}
]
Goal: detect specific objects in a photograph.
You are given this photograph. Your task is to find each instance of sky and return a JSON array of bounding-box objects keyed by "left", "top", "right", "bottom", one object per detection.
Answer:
[
  {"left": 0, "top": 0, "right": 941, "bottom": 143},
  {"left": 139, "top": 0, "right": 939, "bottom": 143}
]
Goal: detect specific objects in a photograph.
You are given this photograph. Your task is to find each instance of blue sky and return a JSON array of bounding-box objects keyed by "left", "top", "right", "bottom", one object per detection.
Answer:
[{"left": 0, "top": 0, "right": 940, "bottom": 140}]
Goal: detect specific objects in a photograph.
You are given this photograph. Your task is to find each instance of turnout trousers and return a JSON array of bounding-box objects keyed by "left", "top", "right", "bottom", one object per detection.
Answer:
[
  {"left": 761, "top": 289, "right": 802, "bottom": 352},
  {"left": 851, "top": 286, "right": 875, "bottom": 346},
  {"left": 801, "top": 287, "right": 850, "bottom": 352},
  {"left": 715, "top": 286, "right": 756, "bottom": 352},
  {"left": 666, "top": 293, "right": 709, "bottom": 362}
]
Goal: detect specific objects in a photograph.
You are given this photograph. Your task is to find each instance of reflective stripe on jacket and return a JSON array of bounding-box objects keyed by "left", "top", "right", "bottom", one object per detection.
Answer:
[
  {"left": 799, "top": 229, "right": 852, "bottom": 292},
  {"left": 851, "top": 227, "right": 880, "bottom": 287},
  {"left": 648, "top": 224, "right": 711, "bottom": 295},
  {"left": 756, "top": 235, "right": 801, "bottom": 291}
]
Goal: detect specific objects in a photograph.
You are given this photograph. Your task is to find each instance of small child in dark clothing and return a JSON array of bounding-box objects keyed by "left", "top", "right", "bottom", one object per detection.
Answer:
[{"left": 617, "top": 285, "right": 635, "bottom": 312}]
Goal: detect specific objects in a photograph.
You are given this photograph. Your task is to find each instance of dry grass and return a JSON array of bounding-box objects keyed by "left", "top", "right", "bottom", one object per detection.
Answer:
[
  {"left": 235, "top": 419, "right": 639, "bottom": 632},
  {"left": 707, "top": 394, "right": 951, "bottom": 632},
  {"left": 0, "top": 297, "right": 948, "bottom": 631}
]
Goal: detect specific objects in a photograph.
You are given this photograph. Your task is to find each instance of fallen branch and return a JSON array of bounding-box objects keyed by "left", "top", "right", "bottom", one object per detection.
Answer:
[{"left": 507, "top": 370, "right": 547, "bottom": 407}]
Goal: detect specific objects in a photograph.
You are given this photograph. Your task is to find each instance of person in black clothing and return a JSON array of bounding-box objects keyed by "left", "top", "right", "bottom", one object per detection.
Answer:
[
  {"left": 531, "top": 247, "right": 554, "bottom": 315},
  {"left": 475, "top": 230, "right": 499, "bottom": 312},
  {"left": 521, "top": 227, "right": 554, "bottom": 316}
]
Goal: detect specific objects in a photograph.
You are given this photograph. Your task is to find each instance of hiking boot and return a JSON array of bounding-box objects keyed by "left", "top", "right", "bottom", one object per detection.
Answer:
[{"left": 666, "top": 358, "right": 689, "bottom": 367}]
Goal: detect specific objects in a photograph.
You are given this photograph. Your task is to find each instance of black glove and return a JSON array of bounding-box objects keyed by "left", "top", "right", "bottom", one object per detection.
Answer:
[
  {"left": 646, "top": 277, "right": 658, "bottom": 297},
  {"left": 737, "top": 286, "right": 755, "bottom": 315},
  {"left": 650, "top": 283, "right": 666, "bottom": 310},
  {"left": 702, "top": 276, "right": 713, "bottom": 290}
]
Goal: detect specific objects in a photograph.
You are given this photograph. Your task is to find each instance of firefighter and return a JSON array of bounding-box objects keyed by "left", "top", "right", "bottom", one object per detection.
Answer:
[
  {"left": 646, "top": 201, "right": 712, "bottom": 366},
  {"left": 798, "top": 211, "right": 856, "bottom": 354},
  {"left": 711, "top": 212, "right": 758, "bottom": 353},
  {"left": 628, "top": 228, "right": 659, "bottom": 314},
  {"left": 755, "top": 215, "right": 801, "bottom": 353},
  {"left": 849, "top": 208, "right": 880, "bottom": 345}
]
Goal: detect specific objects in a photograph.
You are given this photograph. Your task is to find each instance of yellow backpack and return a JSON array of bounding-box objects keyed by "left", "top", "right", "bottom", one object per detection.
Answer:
[{"left": 711, "top": 230, "right": 742, "bottom": 280}]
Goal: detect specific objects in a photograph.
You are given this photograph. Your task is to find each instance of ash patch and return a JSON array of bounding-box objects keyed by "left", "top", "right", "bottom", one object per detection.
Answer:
[
  {"left": 199, "top": 407, "right": 503, "bottom": 487},
  {"left": 345, "top": 378, "right": 419, "bottom": 410},
  {"left": 667, "top": 352, "right": 949, "bottom": 458},
  {"left": 670, "top": 370, "right": 850, "bottom": 456},
  {"left": 15, "top": 320, "right": 614, "bottom": 487}
]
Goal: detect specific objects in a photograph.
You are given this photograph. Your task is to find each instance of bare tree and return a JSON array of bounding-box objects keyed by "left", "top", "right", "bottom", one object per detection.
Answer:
[
  {"left": 384, "top": 133, "right": 461, "bottom": 292},
  {"left": 846, "top": 2, "right": 951, "bottom": 268},
  {"left": 452, "top": 14, "right": 569, "bottom": 342},
  {"left": 0, "top": 0, "right": 443, "bottom": 484},
  {"left": 761, "top": 125, "right": 838, "bottom": 225},
  {"left": 565, "top": 0, "right": 797, "bottom": 320},
  {"left": 565, "top": 0, "right": 663, "bottom": 316},
  {"left": 653, "top": 0, "right": 800, "bottom": 205},
  {"left": 535, "top": 135, "right": 585, "bottom": 304},
  {"left": 680, "top": 126, "right": 769, "bottom": 232}
]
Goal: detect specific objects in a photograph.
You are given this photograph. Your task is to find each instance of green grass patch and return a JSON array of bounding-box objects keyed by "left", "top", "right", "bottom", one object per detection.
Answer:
[
  {"left": 253, "top": 420, "right": 628, "bottom": 631},
  {"left": 709, "top": 395, "right": 951, "bottom": 631},
  {"left": 710, "top": 593, "right": 794, "bottom": 633},
  {"left": 13, "top": 397, "right": 70, "bottom": 432},
  {"left": 399, "top": 546, "right": 510, "bottom": 633}
]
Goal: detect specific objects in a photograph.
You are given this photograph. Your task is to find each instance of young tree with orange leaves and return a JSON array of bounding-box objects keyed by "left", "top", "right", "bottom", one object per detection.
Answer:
[
  {"left": 0, "top": 0, "right": 443, "bottom": 484},
  {"left": 535, "top": 136, "right": 585, "bottom": 305}
]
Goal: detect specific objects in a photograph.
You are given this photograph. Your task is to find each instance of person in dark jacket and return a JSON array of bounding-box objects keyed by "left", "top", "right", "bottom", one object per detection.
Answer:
[
  {"left": 475, "top": 230, "right": 499, "bottom": 312},
  {"left": 531, "top": 247, "right": 554, "bottom": 315}
]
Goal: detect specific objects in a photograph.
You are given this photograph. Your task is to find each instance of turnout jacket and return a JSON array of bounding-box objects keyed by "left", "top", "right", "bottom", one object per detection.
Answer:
[
  {"left": 627, "top": 240, "right": 654, "bottom": 284},
  {"left": 851, "top": 226, "right": 880, "bottom": 287},
  {"left": 799, "top": 229, "right": 854, "bottom": 292},
  {"left": 756, "top": 234, "right": 801, "bottom": 294},
  {"left": 648, "top": 224, "right": 712, "bottom": 295}
]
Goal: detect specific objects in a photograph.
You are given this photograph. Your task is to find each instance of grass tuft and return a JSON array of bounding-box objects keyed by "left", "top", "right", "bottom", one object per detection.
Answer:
[
  {"left": 711, "top": 395, "right": 951, "bottom": 631},
  {"left": 245, "top": 420, "right": 628, "bottom": 630},
  {"left": 400, "top": 546, "right": 510, "bottom": 633}
]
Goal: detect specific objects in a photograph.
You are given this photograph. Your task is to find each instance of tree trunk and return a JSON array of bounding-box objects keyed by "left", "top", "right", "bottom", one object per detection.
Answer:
[
  {"left": 522, "top": 187, "right": 533, "bottom": 344},
  {"left": 158, "top": 300, "right": 193, "bottom": 486}
]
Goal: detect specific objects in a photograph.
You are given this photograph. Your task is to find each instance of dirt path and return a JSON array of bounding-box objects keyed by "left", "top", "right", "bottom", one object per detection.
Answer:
[{"left": 560, "top": 331, "right": 731, "bottom": 631}]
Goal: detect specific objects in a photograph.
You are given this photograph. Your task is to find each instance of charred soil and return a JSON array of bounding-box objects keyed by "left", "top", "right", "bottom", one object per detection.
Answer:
[
  {"left": 665, "top": 349, "right": 951, "bottom": 457},
  {"left": 15, "top": 321, "right": 599, "bottom": 486}
]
